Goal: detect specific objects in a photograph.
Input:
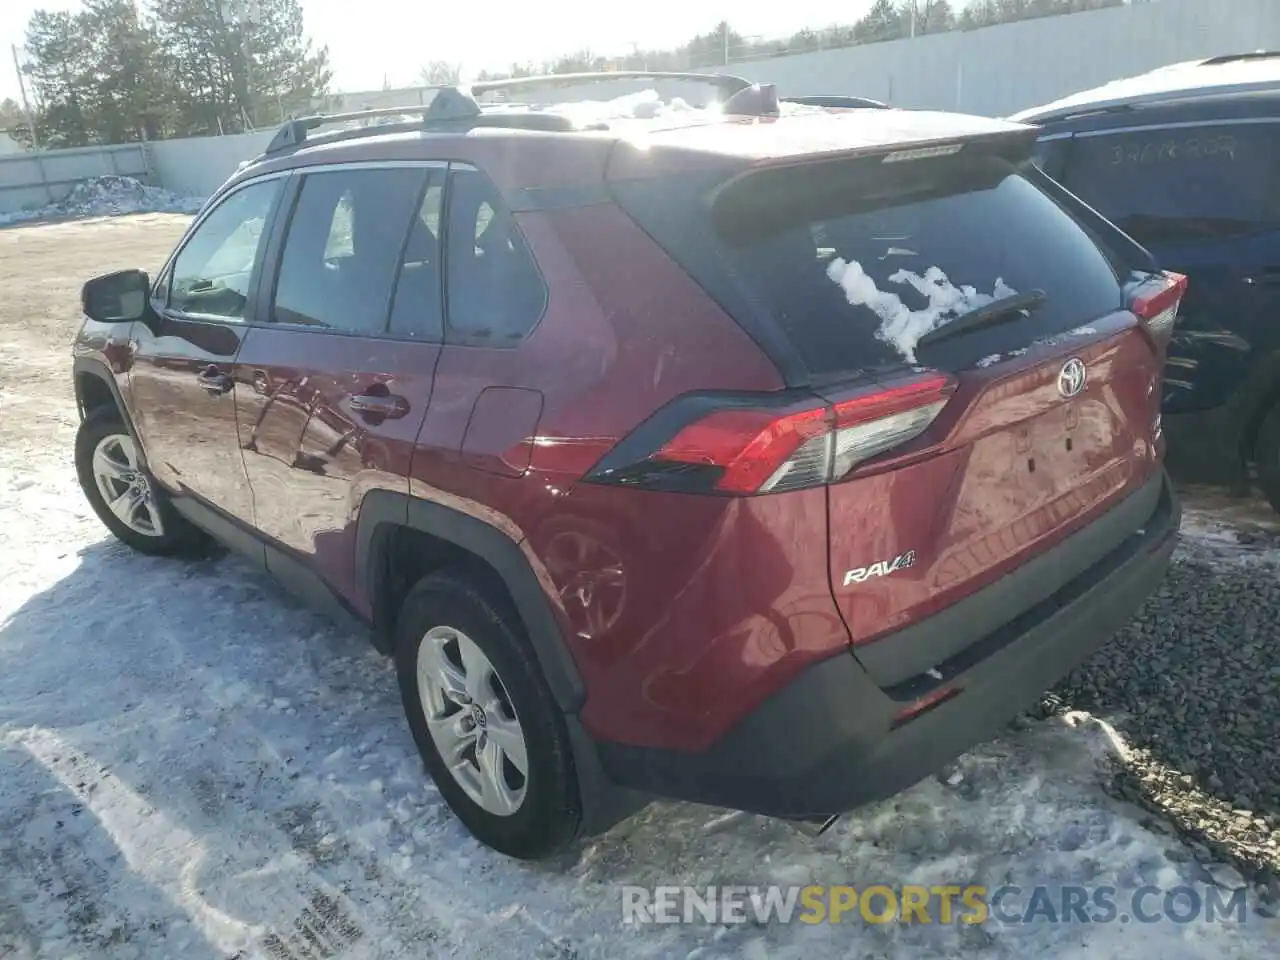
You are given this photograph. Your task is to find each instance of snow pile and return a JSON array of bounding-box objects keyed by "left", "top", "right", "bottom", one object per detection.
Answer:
[
  {"left": 487, "top": 88, "right": 830, "bottom": 130},
  {"left": 0, "top": 175, "right": 204, "bottom": 226},
  {"left": 826, "top": 256, "right": 1017, "bottom": 361}
]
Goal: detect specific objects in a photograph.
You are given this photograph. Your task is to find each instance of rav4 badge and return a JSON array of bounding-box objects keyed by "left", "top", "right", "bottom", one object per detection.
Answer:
[{"left": 843, "top": 550, "right": 917, "bottom": 587}]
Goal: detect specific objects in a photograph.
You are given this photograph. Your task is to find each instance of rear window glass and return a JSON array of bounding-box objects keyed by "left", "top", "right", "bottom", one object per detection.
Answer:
[
  {"left": 710, "top": 154, "right": 1124, "bottom": 369},
  {"left": 1062, "top": 122, "right": 1280, "bottom": 246}
]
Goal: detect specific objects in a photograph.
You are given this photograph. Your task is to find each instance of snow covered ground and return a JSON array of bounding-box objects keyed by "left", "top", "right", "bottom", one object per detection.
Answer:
[
  {"left": 0, "top": 176, "right": 203, "bottom": 227},
  {"left": 1, "top": 214, "right": 1277, "bottom": 959}
]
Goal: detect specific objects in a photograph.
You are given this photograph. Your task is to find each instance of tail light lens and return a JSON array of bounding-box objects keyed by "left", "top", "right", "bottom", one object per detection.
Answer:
[
  {"left": 1129, "top": 270, "right": 1187, "bottom": 338},
  {"left": 584, "top": 372, "right": 956, "bottom": 495}
]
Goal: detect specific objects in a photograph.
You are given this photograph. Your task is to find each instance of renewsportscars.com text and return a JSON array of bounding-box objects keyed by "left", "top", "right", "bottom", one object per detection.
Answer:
[{"left": 621, "top": 884, "right": 1249, "bottom": 926}]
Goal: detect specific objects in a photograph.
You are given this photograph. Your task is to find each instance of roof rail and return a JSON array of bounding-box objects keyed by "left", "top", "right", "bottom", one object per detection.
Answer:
[
  {"left": 782, "top": 94, "right": 889, "bottom": 110},
  {"left": 1013, "top": 69, "right": 1280, "bottom": 125},
  {"left": 261, "top": 71, "right": 767, "bottom": 157},
  {"left": 264, "top": 86, "right": 484, "bottom": 155},
  {"left": 470, "top": 70, "right": 753, "bottom": 99},
  {"left": 1200, "top": 51, "right": 1280, "bottom": 66}
]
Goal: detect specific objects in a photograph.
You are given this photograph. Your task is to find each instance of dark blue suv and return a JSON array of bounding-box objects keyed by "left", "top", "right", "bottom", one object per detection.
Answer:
[{"left": 1013, "top": 54, "right": 1280, "bottom": 508}]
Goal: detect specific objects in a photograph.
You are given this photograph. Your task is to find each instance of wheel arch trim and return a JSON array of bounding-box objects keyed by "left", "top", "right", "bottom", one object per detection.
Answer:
[
  {"left": 355, "top": 490, "right": 587, "bottom": 713},
  {"left": 73, "top": 356, "right": 142, "bottom": 449}
]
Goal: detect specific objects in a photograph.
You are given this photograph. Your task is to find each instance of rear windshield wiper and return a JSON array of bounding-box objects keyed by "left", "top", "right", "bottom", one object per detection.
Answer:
[{"left": 916, "top": 289, "right": 1048, "bottom": 349}]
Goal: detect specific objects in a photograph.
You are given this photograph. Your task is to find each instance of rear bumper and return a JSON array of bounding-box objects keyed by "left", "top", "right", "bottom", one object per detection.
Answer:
[{"left": 596, "top": 470, "right": 1181, "bottom": 818}]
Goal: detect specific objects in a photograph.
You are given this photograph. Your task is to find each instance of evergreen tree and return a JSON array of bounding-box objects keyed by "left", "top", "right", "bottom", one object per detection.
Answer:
[
  {"left": 81, "top": 0, "right": 168, "bottom": 141},
  {"left": 856, "top": 0, "right": 904, "bottom": 43},
  {"left": 151, "top": 0, "right": 330, "bottom": 135},
  {"left": 23, "top": 10, "right": 93, "bottom": 146}
]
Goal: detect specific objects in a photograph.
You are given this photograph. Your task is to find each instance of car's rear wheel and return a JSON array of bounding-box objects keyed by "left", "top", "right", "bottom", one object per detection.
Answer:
[
  {"left": 75, "top": 407, "right": 209, "bottom": 556},
  {"left": 395, "top": 571, "right": 582, "bottom": 859}
]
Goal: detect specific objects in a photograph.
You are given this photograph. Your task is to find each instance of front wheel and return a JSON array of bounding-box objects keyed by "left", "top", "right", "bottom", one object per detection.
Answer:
[
  {"left": 74, "top": 408, "right": 209, "bottom": 556},
  {"left": 395, "top": 572, "right": 582, "bottom": 859}
]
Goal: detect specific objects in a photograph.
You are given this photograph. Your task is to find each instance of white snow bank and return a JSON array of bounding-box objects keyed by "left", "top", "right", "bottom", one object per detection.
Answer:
[
  {"left": 826, "top": 257, "right": 1017, "bottom": 361},
  {"left": 0, "top": 174, "right": 204, "bottom": 226}
]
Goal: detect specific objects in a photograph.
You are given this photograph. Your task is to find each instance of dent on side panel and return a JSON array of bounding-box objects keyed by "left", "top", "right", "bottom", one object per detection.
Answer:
[{"left": 520, "top": 482, "right": 848, "bottom": 753}]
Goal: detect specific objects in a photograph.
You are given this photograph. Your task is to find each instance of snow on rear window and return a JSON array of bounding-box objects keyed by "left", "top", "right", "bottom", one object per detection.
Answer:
[
  {"left": 707, "top": 156, "right": 1125, "bottom": 374},
  {"left": 825, "top": 258, "right": 1016, "bottom": 362}
]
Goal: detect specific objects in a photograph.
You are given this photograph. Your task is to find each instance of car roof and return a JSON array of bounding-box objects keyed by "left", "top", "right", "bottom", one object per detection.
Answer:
[
  {"left": 242, "top": 105, "right": 1030, "bottom": 188},
  {"left": 1009, "top": 53, "right": 1280, "bottom": 124}
]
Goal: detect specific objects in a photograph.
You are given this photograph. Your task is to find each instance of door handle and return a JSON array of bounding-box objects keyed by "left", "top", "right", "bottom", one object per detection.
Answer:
[
  {"left": 348, "top": 391, "right": 409, "bottom": 421},
  {"left": 196, "top": 365, "right": 234, "bottom": 396}
]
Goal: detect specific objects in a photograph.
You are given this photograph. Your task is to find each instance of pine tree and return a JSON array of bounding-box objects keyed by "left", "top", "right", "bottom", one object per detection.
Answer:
[
  {"left": 856, "top": 0, "right": 904, "bottom": 43},
  {"left": 0, "top": 99, "right": 29, "bottom": 140},
  {"left": 150, "top": 0, "right": 330, "bottom": 136},
  {"left": 80, "top": 0, "right": 168, "bottom": 142},
  {"left": 23, "top": 10, "right": 94, "bottom": 146}
]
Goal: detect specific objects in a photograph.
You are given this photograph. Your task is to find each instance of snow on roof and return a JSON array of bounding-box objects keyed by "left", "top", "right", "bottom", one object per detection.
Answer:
[
  {"left": 1010, "top": 54, "right": 1280, "bottom": 123},
  {"left": 631, "top": 106, "right": 1029, "bottom": 163}
]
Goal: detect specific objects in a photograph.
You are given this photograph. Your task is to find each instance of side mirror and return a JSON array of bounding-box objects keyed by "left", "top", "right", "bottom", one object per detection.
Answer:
[{"left": 82, "top": 269, "right": 150, "bottom": 324}]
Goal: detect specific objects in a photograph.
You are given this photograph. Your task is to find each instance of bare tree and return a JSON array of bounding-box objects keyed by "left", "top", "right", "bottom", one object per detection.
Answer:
[{"left": 419, "top": 60, "right": 461, "bottom": 85}]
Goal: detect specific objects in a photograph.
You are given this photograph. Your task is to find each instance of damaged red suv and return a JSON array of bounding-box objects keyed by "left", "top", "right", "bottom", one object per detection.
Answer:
[{"left": 71, "top": 74, "right": 1181, "bottom": 859}]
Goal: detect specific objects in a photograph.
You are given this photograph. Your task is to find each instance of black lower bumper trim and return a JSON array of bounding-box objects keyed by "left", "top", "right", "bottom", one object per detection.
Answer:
[{"left": 596, "top": 470, "right": 1181, "bottom": 818}]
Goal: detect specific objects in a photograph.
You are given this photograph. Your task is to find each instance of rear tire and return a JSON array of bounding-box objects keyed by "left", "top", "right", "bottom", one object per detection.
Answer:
[
  {"left": 1254, "top": 401, "right": 1280, "bottom": 515},
  {"left": 395, "top": 571, "right": 582, "bottom": 859},
  {"left": 75, "top": 407, "right": 209, "bottom": 557}
]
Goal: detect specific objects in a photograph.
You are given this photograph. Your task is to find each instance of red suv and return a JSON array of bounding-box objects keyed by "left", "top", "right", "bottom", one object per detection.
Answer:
[{"left": 71, "top": 74, "right": 1182, "bottom": 859}]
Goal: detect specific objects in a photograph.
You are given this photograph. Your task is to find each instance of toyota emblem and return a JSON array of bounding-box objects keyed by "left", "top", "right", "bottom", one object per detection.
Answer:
[{"left": 1057, "top": 357, "right": 1087, "bottom": 398}]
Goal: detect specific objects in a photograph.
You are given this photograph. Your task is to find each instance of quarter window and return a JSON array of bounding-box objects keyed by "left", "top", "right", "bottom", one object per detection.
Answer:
[{"left": 444, "top": 168, "right": 546, "bottom": 341}]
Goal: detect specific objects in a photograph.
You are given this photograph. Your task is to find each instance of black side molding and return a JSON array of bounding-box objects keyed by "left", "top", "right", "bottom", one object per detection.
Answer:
[{"left": 355, "top": 490, "right": 587, "bottom": 712}]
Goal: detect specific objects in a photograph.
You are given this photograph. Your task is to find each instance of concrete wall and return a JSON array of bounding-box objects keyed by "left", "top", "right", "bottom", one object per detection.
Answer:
[
  {"left": 148, "top": 130, "right": 274, "bottom": 198},
  {"left": 712, "top": 0, "right": 1280, "bottom": 117},
  {"left": 0, "top": 143, "right": 149, "bottom": 215},
  {"left": 534, "top": 0, "right": 1280, "bottom": 117}
]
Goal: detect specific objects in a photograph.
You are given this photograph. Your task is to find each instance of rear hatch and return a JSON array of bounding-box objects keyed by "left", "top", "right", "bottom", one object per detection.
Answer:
[{"left": 608, "top": 122, "right": 1173, "bottom": 672}]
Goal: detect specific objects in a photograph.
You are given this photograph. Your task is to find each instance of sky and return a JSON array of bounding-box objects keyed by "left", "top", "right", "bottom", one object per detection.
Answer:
[{"left": 0, "top": 0, "right": 882, "bottom": 105}]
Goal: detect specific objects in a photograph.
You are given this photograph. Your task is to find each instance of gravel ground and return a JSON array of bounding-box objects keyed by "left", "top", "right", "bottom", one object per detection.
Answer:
[{"left": 1052, "top": 518, "right": 1280, "bottom": 903}]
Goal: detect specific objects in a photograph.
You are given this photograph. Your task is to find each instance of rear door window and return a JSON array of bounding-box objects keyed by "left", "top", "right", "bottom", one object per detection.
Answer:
[
  {"left": 707, "top": 154, "right": 1124, "bottom": 368},
  {"left": 272, "top": 167, "right": 427, "bottom": 334},
  {"left": 1062, "top": 121, "right": 1280, "bottom": 246},
  {"left": 387, "top": 172, "right": 446, "bottom": 340}
]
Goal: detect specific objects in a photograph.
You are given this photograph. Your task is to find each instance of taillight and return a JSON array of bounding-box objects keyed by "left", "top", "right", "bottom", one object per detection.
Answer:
[
  {"left": 1130, "top": 270, "right": 1187, "bottom": 338},
  {"left": 584, "top": 372, "right": 956, "bottom": 495}
]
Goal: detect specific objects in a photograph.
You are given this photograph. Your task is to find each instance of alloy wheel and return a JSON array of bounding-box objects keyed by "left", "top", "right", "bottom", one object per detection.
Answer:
[
  {"left": 416, "top": 625, "right": 529, "bottom": 816},
  {"left": 92, "top": 433, "right": 164, "bottom": 537}
]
